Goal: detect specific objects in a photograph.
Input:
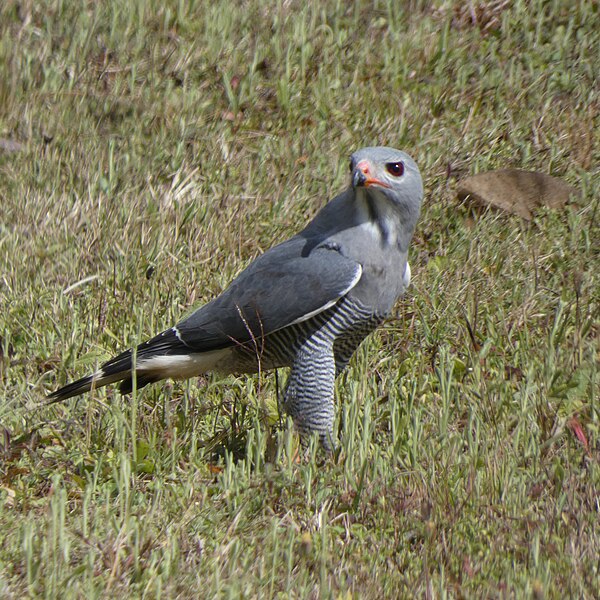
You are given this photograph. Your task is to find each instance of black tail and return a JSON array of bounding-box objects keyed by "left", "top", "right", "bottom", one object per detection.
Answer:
[
  {"left": 47, "top": 348, "right": 157, "bottom": 403},
  {"left": 47, "top": 327, "right": 189, "bottom": 403}
]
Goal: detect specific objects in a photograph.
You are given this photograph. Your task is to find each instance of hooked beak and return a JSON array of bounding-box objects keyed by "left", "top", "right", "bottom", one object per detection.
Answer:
[
  {"left": 352, "top": 161, "right": 390, "bottom": 189},
  {"left": 352, "top": 169, "right": 367, "bottom": 188}
]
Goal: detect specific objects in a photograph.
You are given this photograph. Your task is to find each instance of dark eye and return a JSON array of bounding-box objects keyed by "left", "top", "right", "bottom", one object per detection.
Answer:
[
  {"left": 349, "top": 160, "right": 354, "bottom": 172},
  {"left": 386, "top": 162, "right": 404, "bottom": 177}
]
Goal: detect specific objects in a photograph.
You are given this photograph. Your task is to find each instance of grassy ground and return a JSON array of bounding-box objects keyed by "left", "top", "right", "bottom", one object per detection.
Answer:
[{"left": 1, "top": 0, "right": 598, "bottom": 597}]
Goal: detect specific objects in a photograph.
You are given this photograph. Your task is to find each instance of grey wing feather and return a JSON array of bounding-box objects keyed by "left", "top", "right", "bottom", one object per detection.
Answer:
[
  {"left": 47, "top": 240, "right": 361, "bottom": 403},
  {"left": 174, "top": 241, "right": 362, "bottom": 351}
]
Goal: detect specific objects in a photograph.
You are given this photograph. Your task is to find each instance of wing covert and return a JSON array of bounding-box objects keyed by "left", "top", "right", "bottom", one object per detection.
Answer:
[{"left": 175, "top": 244, "right": 361, "bottom": 351}]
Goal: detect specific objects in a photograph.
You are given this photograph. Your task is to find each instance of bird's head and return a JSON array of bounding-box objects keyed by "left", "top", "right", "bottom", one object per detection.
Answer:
[
  {"left": 348, "top": 146, "right": 423, "bottom": 250},
  {"left": 349, "top": 146, "right": 423, "bottom": 215}
]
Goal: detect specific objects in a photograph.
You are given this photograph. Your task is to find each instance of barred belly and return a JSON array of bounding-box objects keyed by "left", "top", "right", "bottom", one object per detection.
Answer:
[
  {"left": 219, "top": 296, "right": 384, "bottom": 449},
  {"left": 226, "top": 296, "right": 384, "bottom": 375}
]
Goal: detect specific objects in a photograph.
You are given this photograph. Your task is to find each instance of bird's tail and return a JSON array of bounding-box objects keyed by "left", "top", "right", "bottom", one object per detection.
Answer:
[
  {"left": 47, "top": 348, "right": 159, "bottom": 403},
  {"left": 48, "top": 328, "right": 198, "bottom": 403}
]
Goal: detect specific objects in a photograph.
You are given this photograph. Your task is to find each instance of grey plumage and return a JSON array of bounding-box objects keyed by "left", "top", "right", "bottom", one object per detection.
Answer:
[{"left": 48, "top": 146, "right": 423, "bottom": 449}]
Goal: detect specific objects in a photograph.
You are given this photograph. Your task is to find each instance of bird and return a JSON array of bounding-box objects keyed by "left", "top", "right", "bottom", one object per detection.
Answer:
[{"left": 48, "top": 146, "right": 423, "bottom": 450}]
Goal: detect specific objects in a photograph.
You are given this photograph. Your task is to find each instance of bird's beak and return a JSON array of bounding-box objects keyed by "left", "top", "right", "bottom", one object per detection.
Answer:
[
  {"left": 352, "top": 169, "right": 367, "bottom": 188},
  {"left": 352, "top": 161, "right": 390, "bottom": 189}
]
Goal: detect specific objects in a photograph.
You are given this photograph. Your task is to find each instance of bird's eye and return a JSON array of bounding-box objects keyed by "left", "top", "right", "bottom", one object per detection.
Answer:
[
  {"left": 349, "top": 160, "right": 354, "bottom": 172},
  {"left": 386, "top": 162, "right": 404, "bottom": 177}
]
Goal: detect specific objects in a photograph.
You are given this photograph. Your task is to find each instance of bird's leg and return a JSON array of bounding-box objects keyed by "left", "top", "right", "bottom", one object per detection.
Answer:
[
  {"left": 274, "top": 368, "right": 280, "bottom": 407},
  {"left": 274, "top": 368, "right": 284, "bottom": 428},
  {"left": 282, "top": 341, "right": 336, "bottom": 452}
]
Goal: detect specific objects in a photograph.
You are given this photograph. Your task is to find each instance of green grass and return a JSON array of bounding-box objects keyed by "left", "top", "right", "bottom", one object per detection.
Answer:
[{"left": 1, "top": 0, "right": 598, "bottom": 597}]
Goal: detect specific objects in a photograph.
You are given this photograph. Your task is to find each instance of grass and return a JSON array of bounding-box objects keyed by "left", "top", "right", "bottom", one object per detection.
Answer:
[{"left": 0, "top": 0, "right": 598, "bottom": 597}]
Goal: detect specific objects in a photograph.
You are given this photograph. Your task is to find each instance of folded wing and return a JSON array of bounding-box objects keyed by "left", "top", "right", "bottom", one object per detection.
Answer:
[{"left": 48, "top": 242, "right": 362, "bottom": 401}]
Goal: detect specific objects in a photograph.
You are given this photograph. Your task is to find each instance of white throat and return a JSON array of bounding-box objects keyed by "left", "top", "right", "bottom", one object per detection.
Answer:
[{"left": 356, "top": 188, "right": 401, "bottom": 247}]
